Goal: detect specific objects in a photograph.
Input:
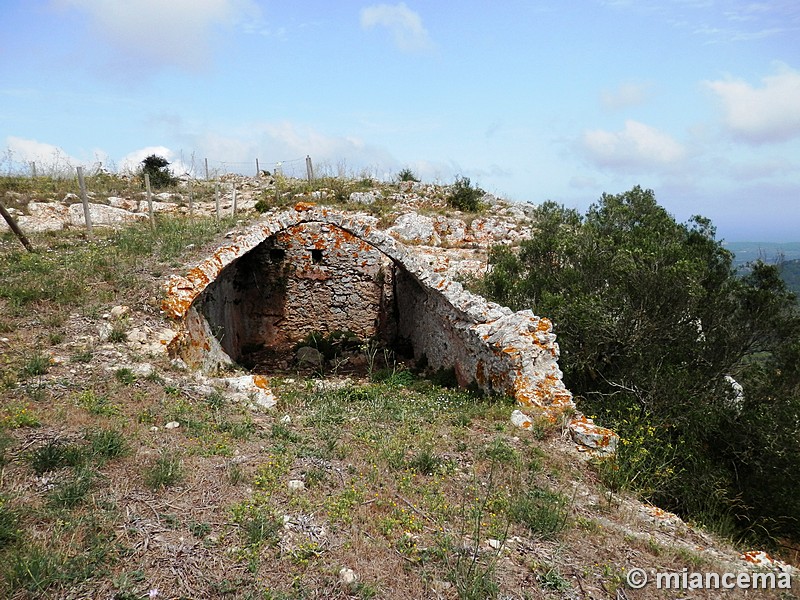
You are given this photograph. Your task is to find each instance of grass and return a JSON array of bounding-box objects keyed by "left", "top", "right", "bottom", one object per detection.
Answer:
[
  {"left": 21, "top": 353, "right": 50, "bottom": 378},
  {"left": 508, "top": 486, "right": 571, "bottom": 540},
  {"left": 77, "top": 389, "right": 120, "bottom": 416},
  {"left": 0, "top": 213, "right": 236, "bottom": 318},
  {"left": 0, "top": 174, "right": 785, "bottom": 599},
  {"left": 144, "top": 451, "right": 184, "bottom": 489},
  {"left": 0, "top": 496, "right": 21, "bottom": 546},
  {"left": 85, "top": 428, "right": 127, "bottom": 461},
  {"left": 47, "top": 467, "right": 95, "bottom": 509},
  {"left": 29, "top": 439, "right": 86, "bottom": 474}
]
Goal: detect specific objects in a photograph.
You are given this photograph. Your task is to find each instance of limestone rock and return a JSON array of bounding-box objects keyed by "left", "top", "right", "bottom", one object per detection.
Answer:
[
  {"left": 296, "top": 346, "right": 323, "bottom": 367},
  {"left": 219, "top": 374, "right": 277, "bottom": 410},
  {"left": 389, "top": 213, "right": 440, "bottom": 245},
  {"left": 349, "top": 191, "right": 382, "bottom": 205},
  {"left": 98, "top": 322, "right": 113, "bottom": 342},
  {"left": 568, "top": 416, "right": 618, "bottom": 454},
  {"left": 287, "top": 479, "right": 305, "bottom": 492},
  {"left": 107, "top": 197, "right": 140, "bottom": 211},
  {"left": 67, "top": 202, "right": 148, "bottom": 228},
  {"left": 510, "top": 409, "right": 534, "bottom": 430},
  {"left": 338, "top": 567, "right": 357, "bottom": 585},
  {"left": 739, "top": 550, "right": 795, "bottom": 574},
  {"left": 130, "top": 362, "right": 154, "bottom": 378},
  {"left": 1, "top": 210, "right": 66, "bottom": 233},
  {"left": 110, "top": 305, "right": 130, "bottom": 319}
]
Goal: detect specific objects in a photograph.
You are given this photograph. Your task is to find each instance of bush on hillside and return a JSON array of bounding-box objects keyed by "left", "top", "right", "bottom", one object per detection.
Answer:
[
  {"left": 140, "top": 154, "right": 176, "bottom": 188},
  {"left": 447, "top": 176, "right": 484, "bottom": 212},
  {"left": 478, "top": 186, "right": 800, "bottom": 544}
]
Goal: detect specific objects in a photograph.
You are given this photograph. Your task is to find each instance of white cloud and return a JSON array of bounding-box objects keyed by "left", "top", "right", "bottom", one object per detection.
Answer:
[
  {"left": 580, "top": 120, "right": 686, "bottom": 170},
  {"left": 51, "top": 0, "right": 261, "bottom": 72},
  {"left": 360, "top": 3, "right": 433, "bottom": 52},
  {"left": 4, "top": 137, "right": 85, "bottom": 175},
  {"left": 600, "top": 81, "right": 653, "bottom": 110},
  {"left": 705, "top": 65, "right": 800, "bottom": 144},
  {"left": 156, "top": 121, "right": 402, "bottom": 179}
]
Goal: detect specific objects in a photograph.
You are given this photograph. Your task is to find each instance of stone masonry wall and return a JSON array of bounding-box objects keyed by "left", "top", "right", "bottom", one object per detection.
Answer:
[{"left": 195, "top": 222, "right": 395, "bottom": 361}]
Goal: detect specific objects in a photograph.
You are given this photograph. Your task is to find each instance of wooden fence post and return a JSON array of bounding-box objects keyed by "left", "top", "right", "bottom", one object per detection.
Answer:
[
  {"left": 255, "top": 158, "right": 260, "bottom": 176},
  {"left": 306, "top": 155, "right": 314, "bottom": 183},
  {"left": 0, "top": 201, "right": 34, "bottom": 252},
  {"left": 232, "top": 183, "right": 237, "bottom": 216},
  {"left": 205, "top": 158, "right": 210, "bottom": 180},
  {"left": 215, "top": 185, "right": 220, "bottom": 225},
  {"left": 188, "top": 179, "right": 194, "bottom": 218},
  {"left": 145, "top": 173, "right": 155, "bottom": 229},
  {"left": 76, "top": 166, "right": 93, "bottom": 239}
]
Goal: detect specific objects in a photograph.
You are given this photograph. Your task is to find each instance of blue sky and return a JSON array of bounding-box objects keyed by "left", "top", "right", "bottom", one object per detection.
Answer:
[{"left": 2, "top": 1, "right": 799, "bottom": 241}]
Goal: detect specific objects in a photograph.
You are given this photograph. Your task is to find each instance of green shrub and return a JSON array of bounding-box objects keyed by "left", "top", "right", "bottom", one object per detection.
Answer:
[
  {"left": 140, "top": 154, "right": 176, "bottom": 188},
  {"left": 479, "top": 186, "right": 800, "bottom": 543},
  {"left": 508, "top": 486, "right": 570, "bottom": 539},
  {"left": 447, "top": 176, "right": 483, "bottom": 212},
  {"left": 397, "top": 168, "right": 419, "bottom": 182}
]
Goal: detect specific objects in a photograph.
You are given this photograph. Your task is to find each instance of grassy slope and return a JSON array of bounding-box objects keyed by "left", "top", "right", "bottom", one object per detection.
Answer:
[{"left": 0, "top": 195, "right": 796, "bottom": 598}]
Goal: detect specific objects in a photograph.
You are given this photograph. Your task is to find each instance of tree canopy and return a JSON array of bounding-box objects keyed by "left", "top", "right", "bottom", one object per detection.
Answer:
[
  {"left": 479, "top": 186, "right": 800, "bottom": 544},
  {"left": 139, "top": 154, "right": 176, "bottom": 188}
]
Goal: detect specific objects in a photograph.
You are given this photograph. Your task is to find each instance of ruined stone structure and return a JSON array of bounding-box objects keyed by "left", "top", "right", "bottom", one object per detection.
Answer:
[
  {"left": 163, "top": 203, "right": 617, "bottom": 450},
  {"left": 198, "top": 221, "right": 396, "bottom": 365}
]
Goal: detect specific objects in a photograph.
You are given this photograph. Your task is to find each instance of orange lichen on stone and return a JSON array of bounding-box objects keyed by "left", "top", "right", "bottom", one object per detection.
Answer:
[
  {"left": 569, "top": 415, "right": 617, "bottom": 448},
  {"left": 475, "top": 361, "right": 486, "bottom": 386},
  {"left": 536, "top": 317, "right": 552, "bottom": 333},
  {"left": 740, "top": 551, "right": 773, "bottom": 565},
  {"left": 294, "top": 201, "right": 316, "bottom": 211},
  {"left": 252, "top": 374, "right": 270, "bottom": 389}
]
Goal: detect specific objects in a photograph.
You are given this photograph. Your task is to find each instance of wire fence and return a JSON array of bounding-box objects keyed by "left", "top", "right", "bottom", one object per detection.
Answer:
[{"left": 0, "top": 148, "right": 314, "bottom": 182}]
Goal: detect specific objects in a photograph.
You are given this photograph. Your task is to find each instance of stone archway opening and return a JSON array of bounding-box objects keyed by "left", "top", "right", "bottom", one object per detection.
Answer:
[{"left": 191, "top": 220, "right": 417, "bottom": 376}]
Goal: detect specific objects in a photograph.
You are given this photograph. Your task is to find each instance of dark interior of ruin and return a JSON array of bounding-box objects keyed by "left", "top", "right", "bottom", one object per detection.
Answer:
[{"left": 193, "top": 224, "right": 433, "bottom": 376}]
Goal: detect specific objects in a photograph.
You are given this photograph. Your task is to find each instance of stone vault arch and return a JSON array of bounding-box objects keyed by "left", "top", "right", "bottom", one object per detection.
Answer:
[{"left": 162, "top": 203, "right": 576, "bottom": 418}]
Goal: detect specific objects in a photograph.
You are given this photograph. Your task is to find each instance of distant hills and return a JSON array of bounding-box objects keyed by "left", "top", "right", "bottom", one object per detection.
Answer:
[
  {"left": 724, "top": 242, "right": 800, "bottom": 297},
  {"left": 724, "top": 241, "right": 800, "bottom": 267}
]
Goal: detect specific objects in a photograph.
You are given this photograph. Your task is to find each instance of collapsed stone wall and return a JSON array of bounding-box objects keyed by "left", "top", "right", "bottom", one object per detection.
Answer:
[{"left": 163, "top": 204, "right": 616, "bottom": 451}]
